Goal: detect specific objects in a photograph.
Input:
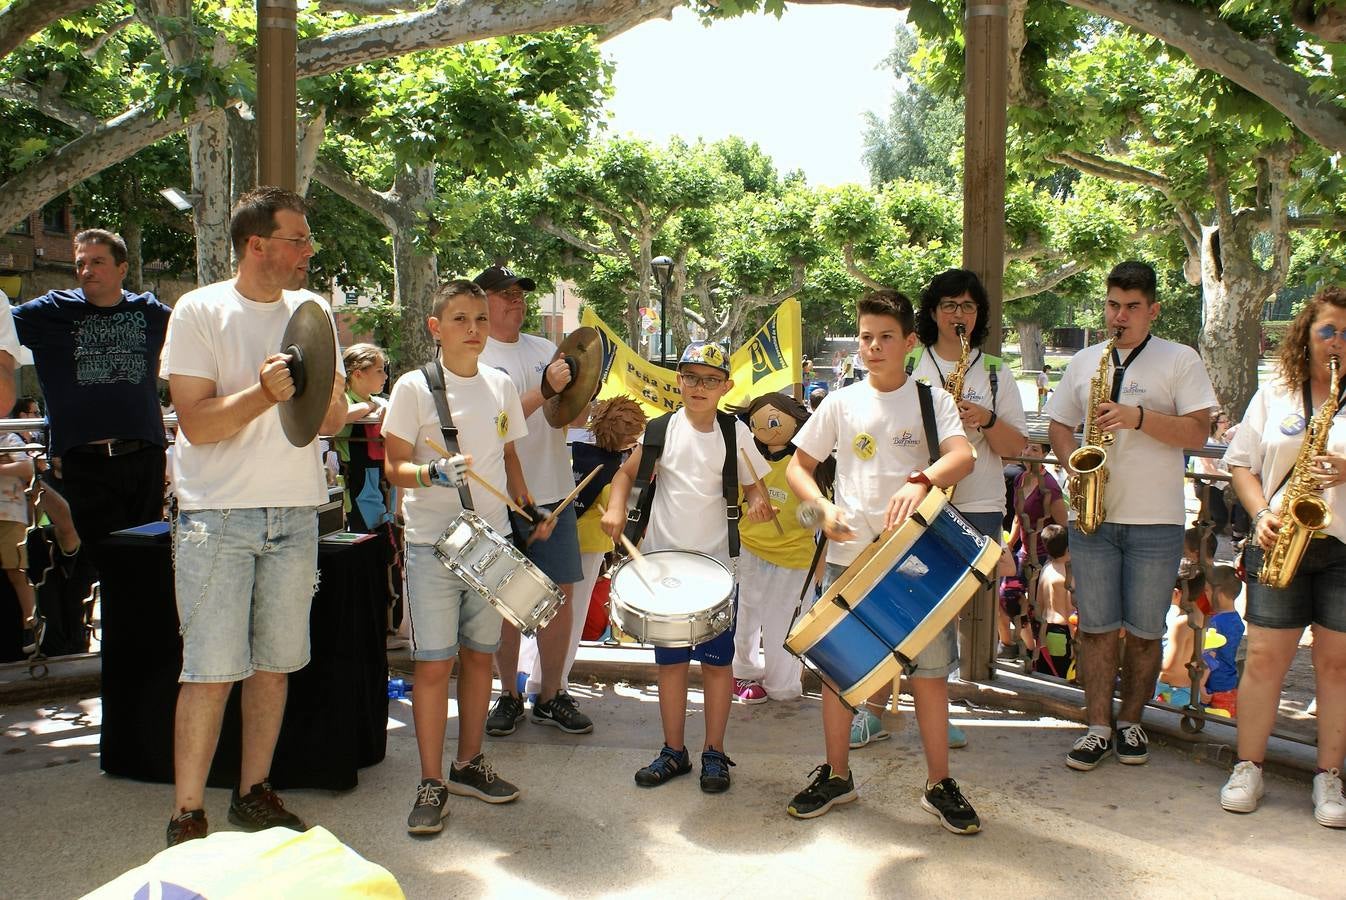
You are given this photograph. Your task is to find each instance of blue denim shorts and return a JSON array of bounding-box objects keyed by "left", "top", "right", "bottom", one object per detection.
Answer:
[
  {"left": 1069, "top": 523, "right": 1183, "bottom": 640},
  {"left": 174, "top": 507, "right": 319, "bottom": 683},
  {"left": 815, "top": 562, "right": 960, "bottom": 679},
  {"left": 1244, "top": 538, "right": 1346, "bottom": 632},
  {"left": 404, "top": 543, "right": 503, "bottom": 659},
  {"left": 510, "top": 503, "right": 583, "bottom": 584}
]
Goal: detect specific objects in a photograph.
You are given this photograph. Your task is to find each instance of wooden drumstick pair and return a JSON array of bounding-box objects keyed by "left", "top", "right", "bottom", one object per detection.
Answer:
[{"left": 424, "top": 437, "right": 534, "bottom": 522}]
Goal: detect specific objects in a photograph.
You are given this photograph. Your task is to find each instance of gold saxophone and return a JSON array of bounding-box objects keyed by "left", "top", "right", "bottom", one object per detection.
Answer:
[
  {"left": 1260, "top": 354, "right": 1340, "bottom": 588},
  {"left": 944, "top": 324, "right": 972, "bottom": 501},
  {"left": 1068, "top": 328, "right": 1122, "bottom": 534}
]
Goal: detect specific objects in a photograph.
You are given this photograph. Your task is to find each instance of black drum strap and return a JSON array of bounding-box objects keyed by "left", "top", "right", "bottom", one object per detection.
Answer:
[
  {"left": 718, "top": 410, "right": 741, "bottom": 561},
  {"left": 419, "top": 362, "right": 474, "bottom": 511},
  {"left": 916, "top": 381, "right": 941, "bottom": 467},
  {"left": 624, "top": 412, "right": 671, "bottom": 547}
]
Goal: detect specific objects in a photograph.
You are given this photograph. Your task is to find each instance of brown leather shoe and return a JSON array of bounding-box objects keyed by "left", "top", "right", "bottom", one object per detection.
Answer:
[{"left": 166, "top": 809, "right": 207, "bottom": 848}]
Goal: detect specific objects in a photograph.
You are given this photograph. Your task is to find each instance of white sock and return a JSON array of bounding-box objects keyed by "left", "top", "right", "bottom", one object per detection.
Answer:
[
  {"left": 1116, "top": 720, "right": 1136, "bottom": 732},
  {"left": 1088, "top": 724, "right": 1112, "bottom": 741}
]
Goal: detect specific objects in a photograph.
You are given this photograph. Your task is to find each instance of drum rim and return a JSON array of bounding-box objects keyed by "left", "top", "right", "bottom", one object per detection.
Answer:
[{"left": 609, "top": 548, "right": 734, "bottom": 623}]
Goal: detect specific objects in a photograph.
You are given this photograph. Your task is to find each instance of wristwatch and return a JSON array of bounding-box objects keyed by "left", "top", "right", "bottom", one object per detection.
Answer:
[{"left": 906, "top": 470, "right": 933, "bottom": 489}]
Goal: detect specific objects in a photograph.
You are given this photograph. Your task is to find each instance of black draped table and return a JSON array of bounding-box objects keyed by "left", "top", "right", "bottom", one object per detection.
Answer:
[{"left": 98, "top": 528, "right": 388, "bottom": 791}]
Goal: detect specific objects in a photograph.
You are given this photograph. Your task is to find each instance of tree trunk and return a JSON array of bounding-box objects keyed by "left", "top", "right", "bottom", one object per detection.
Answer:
[
  {"left": 190, "top": 109, "right": 232, "bottom": 285},
  {"left": 390, "top": 164, "right": 439, "bottom": 367},
  {"left": 119, "top": 177, "right": 143, "bottom": 292},
  {"left": 1196, "top": 225, "right": 1266, "bottom": 421},
  {"left": 227, "top": 108, "right": 257, "bottom": 204},
  {"left": 1016, "top": 320, "right": 1045, "bottom": 373}
]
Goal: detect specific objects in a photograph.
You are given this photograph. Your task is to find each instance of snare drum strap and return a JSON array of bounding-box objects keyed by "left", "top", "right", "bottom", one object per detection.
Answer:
[
  {"left": 419, "top": 362, "right": 475, "bottom": 511},
  {"left": 915, "top": 381, "right": 941, "bottom": 468}
]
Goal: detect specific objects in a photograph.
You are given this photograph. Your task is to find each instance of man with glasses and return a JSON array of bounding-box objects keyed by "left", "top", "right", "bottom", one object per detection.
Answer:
[
  {"left": 475, "top": 265, "right": 595, "bottom": 737},
  {"left": 1045, "top": 260, "right": 1215, "bottom": 774},
  {"left": 161, "top": 187, "right": 347, "bottom": 846}
]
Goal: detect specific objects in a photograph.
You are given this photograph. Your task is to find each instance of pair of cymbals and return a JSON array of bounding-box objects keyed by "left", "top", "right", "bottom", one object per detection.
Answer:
[{"left": 543, "top": 326, "right": 604, "bottom": 427}]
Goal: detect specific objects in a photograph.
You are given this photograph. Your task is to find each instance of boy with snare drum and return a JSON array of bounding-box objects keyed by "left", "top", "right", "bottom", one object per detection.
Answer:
[
  {"left": 785, "top": 289, "right": 982, "bottom": 833},
  {"left": 382, "top": 279, "right": 554, "bottom": 836},
  {"left": 601, "top": 341, "right": 773, "bottom": 793}
]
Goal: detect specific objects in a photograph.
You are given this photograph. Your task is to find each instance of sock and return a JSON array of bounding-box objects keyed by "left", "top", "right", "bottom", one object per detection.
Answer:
[
  {"left": 1088, "top": 724, "right": 1112, "bottom": 741},
  {"left": 1238, "top": 760, "right": 1263, "bottom": 769},
  {"left": 1116, "top": 720, "right": 1136, "bottom": 731}
]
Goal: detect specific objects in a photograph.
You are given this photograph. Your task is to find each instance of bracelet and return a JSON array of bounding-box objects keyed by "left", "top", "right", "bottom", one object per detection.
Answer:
[
  {"left": 984, "top": 410, "right": 998, "bottom": 429},
  {"left": 1135, "top": 406, "right": 1145, "bottom": 431},
  {"left": 416, "top": 465, "right": 430, "bottom": 488},
  {"left": 1253, "top": 506, "right": 1272, "bottom": 523}
]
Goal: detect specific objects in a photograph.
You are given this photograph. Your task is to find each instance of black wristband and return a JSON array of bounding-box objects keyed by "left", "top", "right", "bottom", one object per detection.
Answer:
[
  {"left": 1136, "top": 406, "right": 1145, "bottom": 431},
  {"left": 985, "top": 410, "right": 998, "bottom": 429}
]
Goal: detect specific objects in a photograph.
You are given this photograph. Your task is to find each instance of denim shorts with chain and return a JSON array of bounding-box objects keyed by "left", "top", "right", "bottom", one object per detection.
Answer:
[
  {"left": 1245, "top": 538, "right": 1346, "bottom": 632},
  {"left": 175, "top": 507, "right": 319, "bottom": 683}
]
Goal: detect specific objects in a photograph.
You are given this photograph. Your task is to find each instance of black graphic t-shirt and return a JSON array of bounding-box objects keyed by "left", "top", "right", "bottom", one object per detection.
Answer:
[{"left": 14, "top": 288, "right": 170, "bottom": 456}]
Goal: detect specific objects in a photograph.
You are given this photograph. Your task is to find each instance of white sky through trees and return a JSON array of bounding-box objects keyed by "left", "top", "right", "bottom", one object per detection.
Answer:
[{"left": 603, "top": 5, "right": 904, "bottom": 187}]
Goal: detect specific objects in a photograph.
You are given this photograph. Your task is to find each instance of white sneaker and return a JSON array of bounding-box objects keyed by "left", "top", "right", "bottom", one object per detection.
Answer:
[
  {"left": 1312, "top": 768, "right": 1346, "bottom": 828},
  {"left": 1220, "top": 761, "right": 1264, "bottom": 813}
]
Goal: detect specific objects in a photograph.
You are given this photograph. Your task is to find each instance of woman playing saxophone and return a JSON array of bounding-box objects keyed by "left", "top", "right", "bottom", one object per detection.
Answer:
[{"left": 1221, "top": 284, "right": 1346, "bottom": 828}]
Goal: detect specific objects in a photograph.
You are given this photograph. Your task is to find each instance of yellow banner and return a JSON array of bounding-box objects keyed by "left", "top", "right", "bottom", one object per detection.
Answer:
[{"left": 580, "top": 299, "right": 801, "bottom": 418}]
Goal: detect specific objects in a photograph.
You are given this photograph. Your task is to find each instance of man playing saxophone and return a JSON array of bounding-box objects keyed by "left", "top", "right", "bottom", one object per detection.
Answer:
[
  {"left": 1221, "top": 285, "right": 1346, "bottom": 829},
  {"left": 1046, "top": 261, "right": 1215, "bottom": 773}
]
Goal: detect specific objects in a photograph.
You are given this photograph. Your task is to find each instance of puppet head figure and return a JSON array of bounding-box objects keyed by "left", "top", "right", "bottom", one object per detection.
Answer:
[
  {"left": 588, "top": 396, "right": 647, "bottom": 452},
  {"left": 744, "top": 391, "right": 809, "bottom": 454}
]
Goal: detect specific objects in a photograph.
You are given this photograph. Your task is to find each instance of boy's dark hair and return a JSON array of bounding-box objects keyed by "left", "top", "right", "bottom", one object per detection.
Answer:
[
  {"left": 857, "top": 288, "right": 915, "bottom": 335},
  {"left": 915, "top": 268, "right": 989, "bottom": 348},
  {"left": 1175, "top": 557, "right": 1206, "bottom": 598},
  {"left": 1041, "top": 523, "right": 1068, "bottom": 559},
  {"left": 430, "top": 278, "right": 486, "bottom": 318},
  {"left": 1184, "top": 525, "right": 1217, "bottom": 560},
  {"left": 1042, "top": 363, "right": 1051, "bottom": 372},
  {"left": 1207, "top": 564, "right": 1242, "bottom": 603},
  {"left": 74, "top": 228, "right": 128, "bottom": 266},
  {"left": 230, "top": 186, "right": 308, "bottom": 258},
  {"left": 1106, "top": 260, "right": 1158, "bottom": 303}
]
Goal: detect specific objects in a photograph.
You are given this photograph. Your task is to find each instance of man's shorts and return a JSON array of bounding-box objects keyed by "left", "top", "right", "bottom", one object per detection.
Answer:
[
  {"left": 404, "top": 543, "right": 503, "bottom": 659},
  {"left": 815, "top": 562, "right": 959, "bottom": 679},
  {"left": 0, "top": 520, "right": 27, "bottom": 570},
  {"left": 1069, "top": 523, "right": 1182, "bottom": 641},
  {"left": 175, "top": 507, "right": 318, "bottom": 683},
  {"left": 510, "top": 502, "right": 583, "bottom": 585}
]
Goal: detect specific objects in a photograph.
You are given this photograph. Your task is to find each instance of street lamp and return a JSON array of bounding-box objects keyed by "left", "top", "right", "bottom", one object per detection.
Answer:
[{"left": 650, "top": 256, "right": 673, "bottom": 366}]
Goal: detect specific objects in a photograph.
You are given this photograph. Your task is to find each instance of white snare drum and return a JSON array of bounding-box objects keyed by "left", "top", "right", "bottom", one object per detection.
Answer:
[
  {"left": 608, "top": 550, "right": 734, "bottom": 647},
  {"left": 433, "top": 511, "right": 564, "bottom": 636}
]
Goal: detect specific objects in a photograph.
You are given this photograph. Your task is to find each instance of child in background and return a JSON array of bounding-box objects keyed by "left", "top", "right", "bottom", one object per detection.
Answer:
[
  {"left": 1201, "top": 564, "right": 1245, "bottom": 716},
  {"left": 0, "top": 403, "right": 35, "bottom": 651},
  {"left": 1034, "top": 524, "right": 1074, "bottom": 678},
  {"left": 1183, "top": 526, "right": 1218, "bottom": 616},
  {"left": 1156, "top": 561, "right": 1206, "bottom": 708}
]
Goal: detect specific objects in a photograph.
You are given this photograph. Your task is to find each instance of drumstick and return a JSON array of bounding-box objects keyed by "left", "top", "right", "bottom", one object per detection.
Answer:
[
  {"left": 424, "top": 437, "right": 533, "bottom": 522},
  {"left": 595, "top": 502, "right": 656, "bottom": 595},
  {"left": 740, "top": 449, "right": 785, "bottom": 536},
  {"left": 549, "top": 466, "right": 602, "bottom": 522}
]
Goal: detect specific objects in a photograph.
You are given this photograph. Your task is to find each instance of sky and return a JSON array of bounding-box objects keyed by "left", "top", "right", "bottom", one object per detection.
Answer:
[{"left": 601, "top": 5, "right": 906, "bottom": 188}]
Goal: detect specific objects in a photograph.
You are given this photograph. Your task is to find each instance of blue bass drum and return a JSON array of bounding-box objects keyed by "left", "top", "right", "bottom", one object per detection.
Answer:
[{"left": 785, "top": 490, "right": 1001, "bottom": 708}]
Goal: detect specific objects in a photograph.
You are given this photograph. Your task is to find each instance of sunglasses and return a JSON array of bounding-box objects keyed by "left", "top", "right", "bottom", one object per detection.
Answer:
[{"left": 1314, "top": 324, "right": 1346, "bottom": 342}]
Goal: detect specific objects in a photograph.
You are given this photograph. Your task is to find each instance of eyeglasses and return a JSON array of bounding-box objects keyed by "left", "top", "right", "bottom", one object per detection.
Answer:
[
  {"left": 265, "top": 234, "right": 317, "bottom": 250},
  {"left": 494, "top": 288, "right": 526, "bottom": 300},
  {"left": 1314, "top": 324, "right": 1346, "bottom": 342},
  {"left": 937, "top": 300, "right": 978, "bottom": 315},
  {"left": 679, "top": 372, "right": 726, "bottom": 389}
]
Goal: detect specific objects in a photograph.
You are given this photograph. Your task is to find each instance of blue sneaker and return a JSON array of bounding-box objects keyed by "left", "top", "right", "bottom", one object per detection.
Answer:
[
  {"left": 849, "top": 709, "right": 889, "bottom": 749},
  {"left": 634, "top": 745, "right": 692, "bottom": 787},
  {"left": 948, "top": 723, "right": 968, "bottom": 749},
  {"left": 700, "top": 748, "right": 736, "bottom": 793}
]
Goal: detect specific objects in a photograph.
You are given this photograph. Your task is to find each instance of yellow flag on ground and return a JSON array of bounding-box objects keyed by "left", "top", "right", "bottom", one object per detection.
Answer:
[{"left": 580, "top": 299, "right": 802, "bottom": 419}]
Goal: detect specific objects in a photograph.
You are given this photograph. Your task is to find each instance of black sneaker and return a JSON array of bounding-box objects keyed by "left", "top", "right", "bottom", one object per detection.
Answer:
[
  {"left": 1115, "top": 723, "right": 1150, "bottom": 765},
  {"left": 531, "top": 691, "right": 594, "bottom": 734},
  {"left": 486, "top": 693, "right": 526, "bottom": 736},
  {"left": 920, "top": 778, "right": 981, "bottom": 835},
  {"left": 699, "top": 748, "right": 736, "bottom": 793},
  {"left": 1066, "top": 731, "right": 1113, "bottom": 771},
  {"left": 634, "top": 745, "right": 692, "bottom": 787},
  {"left": 446, "top": 753, "right": 520, "bottom": 803},
  {"left": 406, "top": 778, "right": 451, "bottom": 834},
  {"left": 787, "top": 764, "right": 857, "bottom": 819},
  {"left": 228, "top": 781, "right": 306, "bottom": 832},
  {"left": 166, "top": 809, "right": 207, "bottom": 848}
]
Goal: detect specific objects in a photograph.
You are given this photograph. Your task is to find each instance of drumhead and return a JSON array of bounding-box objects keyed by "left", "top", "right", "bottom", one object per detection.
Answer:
[{"left": 611, "top": 550, "right": 732, "bottom": 615}]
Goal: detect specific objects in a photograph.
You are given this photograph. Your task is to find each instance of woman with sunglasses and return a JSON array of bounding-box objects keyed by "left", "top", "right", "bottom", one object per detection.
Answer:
[{"left": 1221, "top": 285, "right": 1346, "bottom": 828}]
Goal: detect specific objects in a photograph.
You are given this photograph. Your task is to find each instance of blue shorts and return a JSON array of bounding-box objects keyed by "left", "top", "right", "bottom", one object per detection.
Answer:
[
  {"left": 404, "top": 543, "right": 503, "bottom": 659},
  {"left": 175, "top": 507, "right": 318, "bottom": 683},
  {"left": 817, "top": 562, "right": 959, "bottom": 679},
  {"left": 653, "top": 595, "right": 738, "bottom": 667},
  {"left": 510, "top": 503, "right": 583, "bottom": 584},
  {"left": 1245, "top": 538, "right": 1346, "bottom": 632},
  {"left": 1069, "top": 523, "right": 1182, "bottom": 640}
]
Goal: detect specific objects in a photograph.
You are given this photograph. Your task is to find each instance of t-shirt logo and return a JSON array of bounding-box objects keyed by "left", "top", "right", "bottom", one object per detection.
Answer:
[
  {"left": 853, "top": 433, "right": 877, "bottom": 460},
  {"left": 496, "top": 411, "right": 509, "bottom": 438},
  {"left": 892, "top": 429, "right": 919, "bottom": 448},
  {"left": 1121, "top": 380, "right": 1145, "bottom": 396}
]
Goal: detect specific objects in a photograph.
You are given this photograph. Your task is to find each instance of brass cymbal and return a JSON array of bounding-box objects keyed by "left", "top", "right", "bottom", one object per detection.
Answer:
[
  {"left": 543, "top": 326, "right": 604, "bottom": 428},
  {"left": 278, "top": 299, "right": 337, "bottom": 447}
]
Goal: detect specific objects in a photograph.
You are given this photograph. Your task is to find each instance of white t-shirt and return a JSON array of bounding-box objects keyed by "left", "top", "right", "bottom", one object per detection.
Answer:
[
  {"left": 642, "top": 410, "right": 768, "bottom": 567},
  {"left": 163, "top": 280, "right": 341, "bottom": 510},
  {"left": 0, "top": 298, "right": 20, "bottom": 363},
  {"left": 793, "top": 378, "right": 965, "bottom": 567},
  {"left": 1036, "top": 371, "right": 1050, "bottom": 390},
  {"left": 1044, "top": 335, "right": 1215, "bottom": 526},
  {"left": 1224, "top": 378, "right": 1346, "bottom": 543},
  {"left": 912, "top": 347, "right": 1028, "bottom": 514},
  {"left": 480, "top": 334, "right": 572, "bottom": 504},
  {"left": 382, "top": 361, "right": 526, "bottom": 544}
]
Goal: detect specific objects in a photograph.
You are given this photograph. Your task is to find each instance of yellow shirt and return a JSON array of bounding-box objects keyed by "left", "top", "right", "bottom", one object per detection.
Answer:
[
  {"left": 740, "top": 451, "right": 816, "bottom": 569},
  {"left": 576, "top": 484, "right": 614, "bottom": 555}
]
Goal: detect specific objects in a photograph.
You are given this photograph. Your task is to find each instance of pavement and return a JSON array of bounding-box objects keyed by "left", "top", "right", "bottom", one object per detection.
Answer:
[{"left": 2, "top": 667, "right": 1341, "bottom": 900}]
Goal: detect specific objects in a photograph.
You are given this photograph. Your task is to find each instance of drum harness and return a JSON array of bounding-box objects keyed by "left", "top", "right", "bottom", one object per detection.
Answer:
[{"left": 420, "top": 362, "right": 477, "bottom": 513}]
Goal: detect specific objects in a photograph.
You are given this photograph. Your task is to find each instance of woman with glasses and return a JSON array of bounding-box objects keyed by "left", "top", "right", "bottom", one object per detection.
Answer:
[{"left": 1221, "top": 285, "right": 1346, "bottom": 828}]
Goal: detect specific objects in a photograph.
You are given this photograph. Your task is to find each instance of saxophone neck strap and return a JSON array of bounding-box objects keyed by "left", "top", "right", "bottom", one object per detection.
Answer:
[{"left": 1109, "top": 333, "right": 1151, "bottom": 403}]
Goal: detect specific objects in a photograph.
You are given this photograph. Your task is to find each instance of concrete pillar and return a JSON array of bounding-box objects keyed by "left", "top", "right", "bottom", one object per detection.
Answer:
[{"left": 257, "top": 0, "right": 298, "bottom": 190}]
